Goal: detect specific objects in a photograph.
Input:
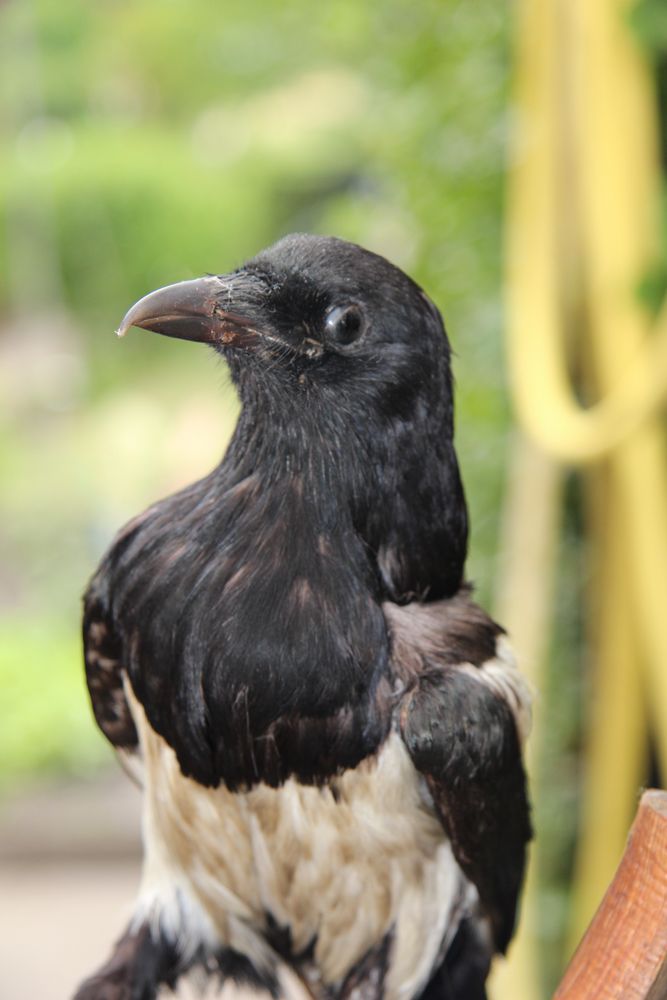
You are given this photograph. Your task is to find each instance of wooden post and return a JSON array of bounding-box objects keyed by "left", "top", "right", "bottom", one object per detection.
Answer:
[{"left": 555, "top": 790, "right": 667, "bottom": 999}]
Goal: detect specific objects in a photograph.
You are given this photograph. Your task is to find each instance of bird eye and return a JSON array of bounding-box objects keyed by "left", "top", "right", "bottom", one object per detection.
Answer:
[{"left": 324, "top": 304, "right": 366, "bottom": 347}]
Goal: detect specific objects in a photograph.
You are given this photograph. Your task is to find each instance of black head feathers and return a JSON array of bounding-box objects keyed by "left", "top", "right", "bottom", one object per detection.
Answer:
[{"left": 118, "top": 234, "right": 468, "bottom": 602}]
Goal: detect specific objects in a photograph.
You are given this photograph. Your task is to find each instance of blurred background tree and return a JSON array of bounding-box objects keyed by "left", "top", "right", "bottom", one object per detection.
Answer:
[
  {"left": 1, "top": 1, "right": 665, "bottom": 997},
  {"left": 633, "top": 0, "right": 667, "bottom": 311},
  {"left": 0, "top": 0, "right": 510, "bottom": 783}
]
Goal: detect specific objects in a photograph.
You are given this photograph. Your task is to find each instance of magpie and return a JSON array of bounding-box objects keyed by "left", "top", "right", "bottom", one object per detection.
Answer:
[{"left": 75, "top": 234, "right": 531, "bottom": 1000}]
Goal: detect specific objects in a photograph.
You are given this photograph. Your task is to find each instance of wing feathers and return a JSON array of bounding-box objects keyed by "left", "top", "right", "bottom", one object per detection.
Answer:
[
  {"left": 83, "top": 576, "right": 138, "bottom": 751},
  {"left": 391, "top": 595, "right": 532, "bottom": 953}
]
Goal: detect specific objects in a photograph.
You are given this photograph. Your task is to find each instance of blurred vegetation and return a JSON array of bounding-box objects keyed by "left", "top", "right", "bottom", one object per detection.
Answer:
[
  {"left": 1, "top": 0, "right": 510, "bottom": 788},
  {"left": 632, "top": 0, "right": 667, "bottom": 310}
]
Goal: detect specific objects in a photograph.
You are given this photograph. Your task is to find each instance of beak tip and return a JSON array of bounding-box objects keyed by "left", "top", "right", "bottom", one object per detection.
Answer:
[
  {"left": 116, "top": 312, "right": 138, "bottom": 338},
  {"left": 114, "top": 276, "right": 223, "bottom": 346}
]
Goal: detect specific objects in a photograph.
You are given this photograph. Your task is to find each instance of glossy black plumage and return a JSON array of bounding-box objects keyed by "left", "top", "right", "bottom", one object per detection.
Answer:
[
  {"left": 85, "top": 236, "right": 467, "bottom": 790},
  {"left": 78, "top": 234, "right": 530, "bottom": 1000}
]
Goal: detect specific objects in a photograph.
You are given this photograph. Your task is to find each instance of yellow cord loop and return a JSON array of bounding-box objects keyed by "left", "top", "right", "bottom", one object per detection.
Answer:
[
  {"left": 509, "top": 302, "right": 667, "bottom": 464},
  {"left": 506, "top": 0, "right": 665, "bottom": 466}
]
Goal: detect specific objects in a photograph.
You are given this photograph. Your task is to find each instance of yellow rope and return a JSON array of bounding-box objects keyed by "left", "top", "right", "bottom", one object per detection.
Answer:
[
  {"left": 490, "top": 1, "right": 566, "bottom": 993},
  {"left": 509, "top": 298, "right": 667, "bottom": 464},
  {"left": 506, "top": 1, "right": 667, "bottom": 465},
  {"left": 489, "top": 436, "right": 562, "bottom": 999},
  {"left": 493, "top": 0, "right": 667, "bottom": 993}
]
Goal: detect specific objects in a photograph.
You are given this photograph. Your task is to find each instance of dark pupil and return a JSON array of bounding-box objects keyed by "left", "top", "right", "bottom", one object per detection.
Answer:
[{"left": 327, "top": 306, "right": 362, "bottom": 345}]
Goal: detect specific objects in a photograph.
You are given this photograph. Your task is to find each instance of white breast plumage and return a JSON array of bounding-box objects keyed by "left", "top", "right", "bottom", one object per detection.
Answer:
[{"left": 125, "top": 682, "right": 476, "bottom": 1000}]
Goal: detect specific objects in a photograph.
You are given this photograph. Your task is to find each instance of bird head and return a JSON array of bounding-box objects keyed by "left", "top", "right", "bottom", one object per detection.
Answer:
[
  {"left": 120, "top": 235, "right": 445, "bottom": 407},
  {"left": 117, "top": 234, "right": 468, "bottom": 601}
]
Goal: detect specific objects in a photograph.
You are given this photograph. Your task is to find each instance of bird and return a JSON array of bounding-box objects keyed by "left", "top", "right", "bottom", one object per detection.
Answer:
[{"left": 75, "top": 234, "right": 532, "bottom": 1000}]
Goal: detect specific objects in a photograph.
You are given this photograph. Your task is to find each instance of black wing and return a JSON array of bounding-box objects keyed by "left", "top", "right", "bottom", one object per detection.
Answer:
[
  {"left": 392, "top": 596, "right": 531, "bottom": 953},
  {"left": 83, "top": 563, "right": 138, "bottom": 754},
  {"left": 400, "top": 667, "right": 531, "bottom": 951}
]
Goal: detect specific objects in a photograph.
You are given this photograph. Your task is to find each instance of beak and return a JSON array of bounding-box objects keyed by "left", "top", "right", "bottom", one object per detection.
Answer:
[{"left": 116, "top": 275, "right": 260, "bottom": 346}]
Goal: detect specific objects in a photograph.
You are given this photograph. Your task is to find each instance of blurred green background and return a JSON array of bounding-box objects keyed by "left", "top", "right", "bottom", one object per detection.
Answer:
[
  {"left": 1, "top": 0, "right": 512, "bottom": 786},
  {"left": 1, "top": 1, "right": 666, "bottom": 996}
]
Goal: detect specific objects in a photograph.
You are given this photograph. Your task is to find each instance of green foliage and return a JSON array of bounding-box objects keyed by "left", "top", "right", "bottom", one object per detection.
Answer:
[
  {"left": 0, "top": 618, "right": 111, "bottom": 789},
  {"left": 0, "top": 1, "right": 510, "bottom": 786},
  {"left": 632, "top": 0, "right": 667, "bottom": 311},
  {"left": 631, "top": 0, "right": 667, "bottom": 53}
]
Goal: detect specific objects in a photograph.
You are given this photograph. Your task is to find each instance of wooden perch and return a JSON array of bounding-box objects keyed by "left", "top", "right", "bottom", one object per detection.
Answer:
[{"left": 555, "top": 790, "right": 667, "bottom": 999}]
